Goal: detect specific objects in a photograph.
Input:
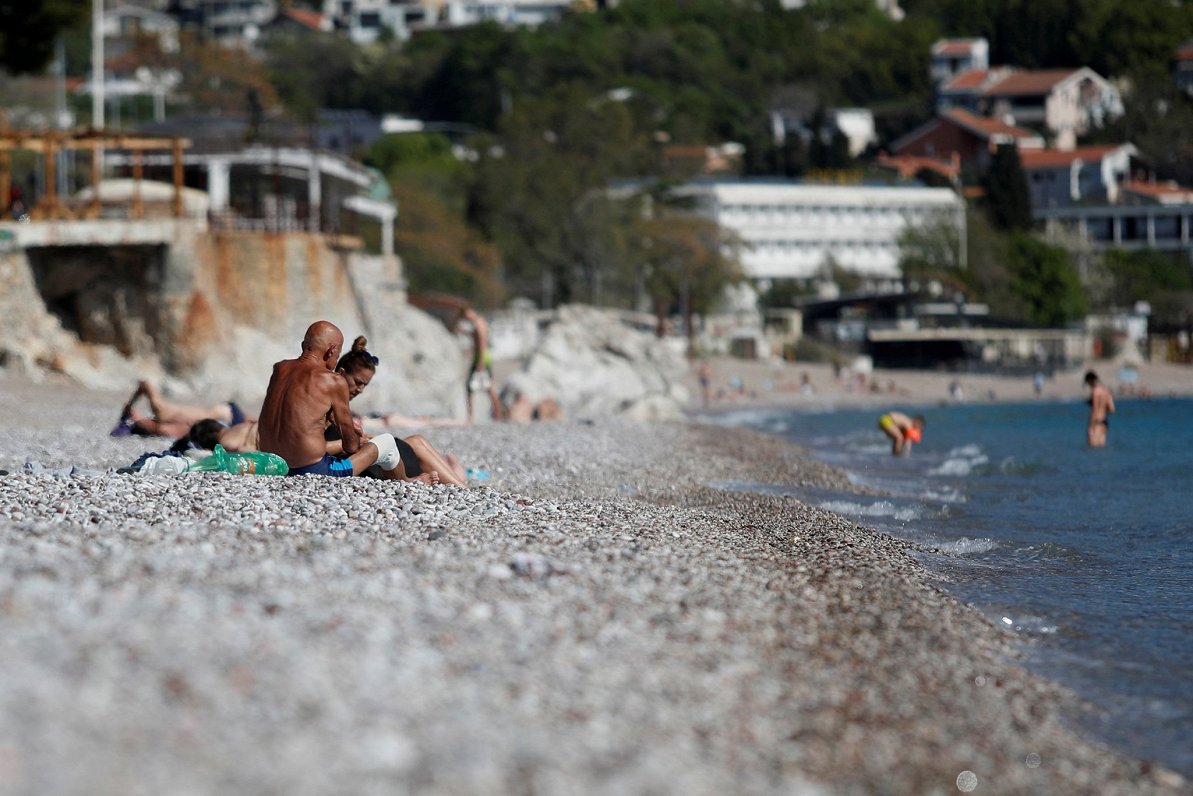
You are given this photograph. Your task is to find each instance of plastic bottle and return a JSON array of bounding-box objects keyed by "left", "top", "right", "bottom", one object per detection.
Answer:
[
  {"left": 137, "top": 456, "right": 190, "bottom": 476},
  {"left": 187, "top": 445, "right": 289, "bottom": 476}
]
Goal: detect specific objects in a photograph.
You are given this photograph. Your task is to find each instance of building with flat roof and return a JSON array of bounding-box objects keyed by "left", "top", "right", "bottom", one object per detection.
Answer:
[{"left": 675, "top": 179, "right": 965, "bottom": 283}]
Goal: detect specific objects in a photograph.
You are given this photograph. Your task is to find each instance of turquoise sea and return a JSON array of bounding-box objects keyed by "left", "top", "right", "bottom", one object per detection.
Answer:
[{"left": 707, "top": 396, "right": 1193, "bottom": 777}]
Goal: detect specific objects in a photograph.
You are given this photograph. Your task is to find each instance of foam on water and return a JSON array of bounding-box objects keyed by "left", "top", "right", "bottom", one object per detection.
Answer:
[{"left": 818, "top": 499, "right": 924, "bottom": 522}]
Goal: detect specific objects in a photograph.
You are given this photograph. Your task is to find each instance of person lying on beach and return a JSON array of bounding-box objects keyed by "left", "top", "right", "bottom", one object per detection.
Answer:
[
  {"left": 110, "top": 379, "right": 252, "bottom": 438},
  {"left": 256, "top": 321, "right": 405, "bottom": 480},
  {"left": 878, "top": 411, "right": 925, "bottom": 456}
]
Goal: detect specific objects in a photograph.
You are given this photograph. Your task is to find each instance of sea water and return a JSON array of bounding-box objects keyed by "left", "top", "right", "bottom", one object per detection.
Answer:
[{"left": 706, "top": 396, "right": 1193, "bottom": 777}]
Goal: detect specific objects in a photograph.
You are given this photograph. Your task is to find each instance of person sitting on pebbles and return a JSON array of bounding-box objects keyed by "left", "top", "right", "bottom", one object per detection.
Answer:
[
  {"left": 189, "top": 326, "right": 465, "bottom": 485},
  {"left": 878, "top": 410, "right": 925, "bottom": 456},
  {"left": 322, "top": 337, "right": 467, "bottom": 486},
  {"left": 256, "top": 320, "right": 407, "bottom": 481}
]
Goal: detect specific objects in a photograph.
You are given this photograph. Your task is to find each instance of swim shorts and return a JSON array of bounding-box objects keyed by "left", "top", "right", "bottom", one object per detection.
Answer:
[
  {"left": 395, "top": 437, "right": 422, "bottom": 477},
  {"left": 228, "top": 401, "right": 246, "bottom": 426},
  {"left": 468, "top": 367, "right": 493, "bottom": 393},
  {"left": 878, "top": 414, "right": 896, "bottom": 433},
  {"left": 287, "top": 453, "right": 354, "bottom": 478}
]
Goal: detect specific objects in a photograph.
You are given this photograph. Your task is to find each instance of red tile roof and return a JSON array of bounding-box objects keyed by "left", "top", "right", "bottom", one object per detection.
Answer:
[
  {"left": 281, "top": 7, "right": 326, "bottom": 31},
  {"left": 935, "top": 41, "right": 979, "bottom": 56},
  {"left": 1121, "top": 180, "right": 1193, "bottom": 200},
  {"left": 877, "top": 152, "right": 960, "bottom": 180},
  {"left": 983, "top": 69, "right": 1081, "bottom": 97},
  {"left": 942, "top": 68, "right": 992, "bottom": 91},
  {"left": 942, "top": 108, "right": 1041, "bottom": 142},
  {"left": 1019, "top": 145, "right": 1127, "bottom": 169}
]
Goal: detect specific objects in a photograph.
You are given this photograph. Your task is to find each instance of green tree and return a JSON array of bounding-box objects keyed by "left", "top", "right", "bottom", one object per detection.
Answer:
[
  {"left": 468, "top": 85, "right": 653, "bottom": 306},
  {"left": 1005, "top": 233, "right": 1086, "bottom": 327},
  {"left": 897, "top": 213, "right": 966, "bottom": 292},
  {"left": 1097, "top": 248, "right": 1193, "bottom": 328},
  {"left": 631, "top": 209, "right": 743, "bottom": 347},
  {"left": 363, "top": 133, "right": 501, "bottom": 304},
  {"left": 0, "top": 0, "right": 89, "bottom": 75},
  {"left": 983, "top": 144, "right": 1032, "bottom": 231}
]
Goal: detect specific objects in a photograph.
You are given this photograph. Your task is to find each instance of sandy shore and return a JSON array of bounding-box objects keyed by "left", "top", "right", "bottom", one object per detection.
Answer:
[
  {"left": 682, "top": 355, "right": 1193, "bottom": 414},
  {"left": 0, "top": 371, "right": 1190, "bottom": 794}
]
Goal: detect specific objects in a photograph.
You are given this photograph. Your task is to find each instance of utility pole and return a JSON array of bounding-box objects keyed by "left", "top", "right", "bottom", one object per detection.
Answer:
[{"left": 91, "top": 0, "right": 104, "bottom": 131}]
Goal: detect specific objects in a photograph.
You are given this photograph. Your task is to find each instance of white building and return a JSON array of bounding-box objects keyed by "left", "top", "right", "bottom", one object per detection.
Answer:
[
  {"left": 930, "top": 38, "right": 989, "bottom": 86},
  {"left": 322, "top": 0, "right": 574, "bottom": 41},
  {"left": 681, "top": 180, "right": 965, "bottom": 282}
]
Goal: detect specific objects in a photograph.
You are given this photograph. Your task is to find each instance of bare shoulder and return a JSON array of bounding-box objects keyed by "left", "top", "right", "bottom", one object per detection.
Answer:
[{"left": 313, "top": 367, "right": 349, "bottom": 396}]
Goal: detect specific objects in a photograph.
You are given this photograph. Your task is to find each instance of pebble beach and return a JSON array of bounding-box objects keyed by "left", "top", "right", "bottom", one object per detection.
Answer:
[{"left": 1, "top": 371, "right": 1190, "bottom": 795}]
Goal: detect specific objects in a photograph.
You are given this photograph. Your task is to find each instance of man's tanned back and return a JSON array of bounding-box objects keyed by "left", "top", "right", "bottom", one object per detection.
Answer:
[{"left": 258, "top": 321, "right": 359, "bottom": 469}]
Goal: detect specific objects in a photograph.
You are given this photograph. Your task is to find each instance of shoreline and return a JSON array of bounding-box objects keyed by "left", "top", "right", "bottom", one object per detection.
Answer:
[
  {"left": 679, "top": 355, "right": 1193, "bottom": 415},
  {"left": 0, "top": 373, "right": 1189, "bottom": 792}
]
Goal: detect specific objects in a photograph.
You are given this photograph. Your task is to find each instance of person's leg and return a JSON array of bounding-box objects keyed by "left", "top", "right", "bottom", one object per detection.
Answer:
[
  {"left": 361, "top": 434, "right": 440, "bottom": 484},
  {"left": 444, "top": 452, "right": 468, "bottom": 484},
  {"left": 347, "top": 441, "right": 380, "bottom": 475},
  {"left": 126, "top": 407, "right": 190, "bottom": 438},
  {"left": 405, "top": 435, "right": 467, "bottom": 487}
]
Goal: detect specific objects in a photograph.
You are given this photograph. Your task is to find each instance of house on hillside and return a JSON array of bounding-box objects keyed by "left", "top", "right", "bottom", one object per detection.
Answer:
[
  {"left": 264, "top": 6, "right": 332, "bottom": 36},
  {"left": 103, "top": 4, "right": 180, "bottom": 53},
  {"left": 930, "top": 38, "right": 989, "bottom": 86},
  {"left": 890, "top": 107, "right": 1044, "bottom": 174},
  {"left": 936, "top": 66, "right": 1122, "bottom": 150},
  {"left": 171, "top": 0, "right": 277, "bottom": 47},
  {"left": 983, "top": 68, "right": 1122, "bottom": 149},
  {"left": 1019, "top": 144, "right": 1138, "bottom": 209},
  {"left": 1120, "top": 179, "right": 1193, "bottom": 206},
  {"left": 319, "top": 0, "right": 579, "bottom": 40}
]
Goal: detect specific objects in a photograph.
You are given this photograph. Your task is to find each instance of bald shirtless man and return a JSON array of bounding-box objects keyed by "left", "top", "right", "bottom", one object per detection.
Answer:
[{"left": 257, "top": 320, "right": 404, "bottom": 478}]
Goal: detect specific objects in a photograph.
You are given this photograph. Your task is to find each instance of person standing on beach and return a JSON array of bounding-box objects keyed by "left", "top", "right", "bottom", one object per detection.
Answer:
[
  {"left": 697, "top": 360, "right": 713, "bottom": 406},
  {"left": 878, "top": 411, "right": 925, "bottom": 456},
  {"left": 1084, "top": 370, "right": 1115, "bottom": 448},
  {"left": 257, "top": 321, "right": 404, "bottom": 478},
  {"left": 457, "top": 306, "right": 502, "bottom": 424}
]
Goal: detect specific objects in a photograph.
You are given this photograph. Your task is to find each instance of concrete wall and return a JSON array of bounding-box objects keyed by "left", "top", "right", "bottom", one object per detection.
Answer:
[{"left": 0, "top": 219, "right": 466, "bottom": 419}]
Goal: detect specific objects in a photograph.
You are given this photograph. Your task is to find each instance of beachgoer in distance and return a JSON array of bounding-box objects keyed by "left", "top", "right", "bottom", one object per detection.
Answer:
[
  {"left": 878, "top": 411, "right": 925, "bottom": 456},
  {"left": 698, "top": 360, "right": 713, "bottom": 406},
  {"left": 457, "top": 306, "right": 502, "bottom": 424},
  {"left": 1084, "top": 370, "right": 1115, "bottom": 448},
  {"left": 111, "top": 379, "right": 252, "bottom": 438},
  {"left": 257, "top": 321, "right": 403, "bottom": 478}
]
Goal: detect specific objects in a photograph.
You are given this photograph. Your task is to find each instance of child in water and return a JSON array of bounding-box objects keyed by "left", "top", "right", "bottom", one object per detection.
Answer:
[{"left": 878, "top": 411, "right": 925, "bottom": 456}]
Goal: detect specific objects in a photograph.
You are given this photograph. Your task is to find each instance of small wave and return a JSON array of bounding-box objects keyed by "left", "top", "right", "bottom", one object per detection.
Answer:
[
  {"left": 993, "top": 457, "right": 1048, "bottom": 476},
  {"left": 932, "top": 536, "right": 998, "bottom": 555},
  {"left": 820, "top": 499, "right": 924, "bottom": 522},
  {"left": 930, "top": 446, "right": 990, "bottom": 477}
]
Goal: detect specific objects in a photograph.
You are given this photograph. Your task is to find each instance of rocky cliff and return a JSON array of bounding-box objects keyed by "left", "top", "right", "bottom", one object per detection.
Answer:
[{"left": 0, "top": 219, "right": 465, "bottom": 418}]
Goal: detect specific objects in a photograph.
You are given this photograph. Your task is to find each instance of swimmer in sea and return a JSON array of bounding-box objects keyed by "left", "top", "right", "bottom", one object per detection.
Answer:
[
  {"left": 1084, "top": 370, "right": 1115, "bottom": 448},
  {"left": 878, "top": 411, "right": 925, "bottom": 456}
]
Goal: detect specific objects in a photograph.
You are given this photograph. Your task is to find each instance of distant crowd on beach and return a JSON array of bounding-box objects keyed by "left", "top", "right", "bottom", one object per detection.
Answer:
[{"left": 111, "top": 309, "right": 561, "bottom": 484}]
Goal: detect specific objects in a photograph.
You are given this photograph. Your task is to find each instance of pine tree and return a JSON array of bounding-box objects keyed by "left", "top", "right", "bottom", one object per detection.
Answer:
[{"left": 983, "top": 144, "right": 1033, "bottom": 231}]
